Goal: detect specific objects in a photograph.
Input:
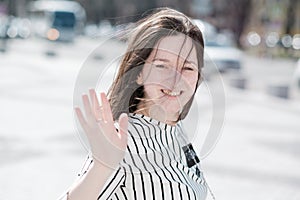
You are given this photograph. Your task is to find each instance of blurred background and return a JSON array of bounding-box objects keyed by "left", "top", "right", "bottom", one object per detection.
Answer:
[{"left": 0, "top": 0, "right": 299, "bottom": 199}]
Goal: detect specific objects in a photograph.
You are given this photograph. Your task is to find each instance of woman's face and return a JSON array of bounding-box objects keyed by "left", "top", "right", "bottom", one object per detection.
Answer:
[{"left": 137, "top": 34, "right": 199, "bottom": 123}]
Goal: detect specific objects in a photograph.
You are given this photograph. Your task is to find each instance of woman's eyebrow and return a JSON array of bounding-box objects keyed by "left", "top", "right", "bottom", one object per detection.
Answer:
[
  {"left": 152, "top": 58, "right": 170, "bottom": 63},
  {"left": 185, "top": 60, "right": 197, "bottom": 66},
  {"left": 153, "top": 58, "right": 197, "bottom": 66}
]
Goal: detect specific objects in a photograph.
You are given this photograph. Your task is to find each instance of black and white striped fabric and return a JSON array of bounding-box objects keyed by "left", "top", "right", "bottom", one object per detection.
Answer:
[{"left": 63, "top": 113, "right": 207, "bottom": 200}]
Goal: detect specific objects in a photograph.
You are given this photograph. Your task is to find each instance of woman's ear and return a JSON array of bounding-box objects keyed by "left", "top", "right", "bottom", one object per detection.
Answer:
[{"left": 136, "top": 73, "right": 143, "bottom": 85}]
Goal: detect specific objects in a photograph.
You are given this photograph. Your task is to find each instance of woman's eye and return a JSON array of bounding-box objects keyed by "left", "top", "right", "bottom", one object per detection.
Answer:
[
  {"left": 155, "top": 64, "right": 165, "bottom": 68},
  {"left": 183, "top": 66, "right": 195, "bottom": 71}
]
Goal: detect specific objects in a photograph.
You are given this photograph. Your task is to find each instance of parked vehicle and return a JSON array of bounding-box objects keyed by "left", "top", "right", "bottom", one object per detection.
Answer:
[
  {"left": 0, "top": 16, "right": 9, "bottom": 39},
  {"left": 0, "top": 16, "right": 31, "bottom": 39},
  {"left": 292, "top": 59, "right": 300, "bottom": 91},
  {"left": 28, "top": 0, "right": 86, "bottom": 42},
  {"left": 193, "top": 19, "right": 243, "bottom": 76}
]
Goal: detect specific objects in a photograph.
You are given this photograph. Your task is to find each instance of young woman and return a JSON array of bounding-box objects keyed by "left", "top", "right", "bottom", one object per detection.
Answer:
[{"left": 61, "top": 7, "right": 208, "bottom": 200}]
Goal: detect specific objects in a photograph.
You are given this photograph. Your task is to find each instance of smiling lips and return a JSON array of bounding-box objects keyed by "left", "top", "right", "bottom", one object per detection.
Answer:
[{"left": 161, "top": 89, "right": 182, "bottom": 97}]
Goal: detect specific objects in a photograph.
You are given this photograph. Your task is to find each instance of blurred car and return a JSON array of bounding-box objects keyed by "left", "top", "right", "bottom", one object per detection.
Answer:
[
  {"left": 205, "top": 34, "right": 243, "bottom": 73},
  {"left": 84, "top": 24, "right": 98, "bottom": 37},
  {"left": 292, "top": 59, "right": 300, "bottom": 91},
  {"left": 84, "top": 20, "right": 114, "bottom": 38},
  {"left": 28, "top": 0, "right": 86, "bottom": 42},
  {"left": 193, "top": 19, "right": 243, "bottom": 75},
  {"left": 7, "top": 17, "right": 31, "bottom": 39},
  {"left": 0, "top": 16, "right": 31, "bottom": 39},
  {"left": 0, "top": 16, "right": 9, "bottom": 39}
]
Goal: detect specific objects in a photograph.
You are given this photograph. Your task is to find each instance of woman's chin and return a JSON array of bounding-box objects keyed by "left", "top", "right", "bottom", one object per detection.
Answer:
[
  {"left": 164, "top": 102, "right": 182, "bottom": 114},
  {"left": 148, "top": 104, "right": 179, "bottom": 122}
]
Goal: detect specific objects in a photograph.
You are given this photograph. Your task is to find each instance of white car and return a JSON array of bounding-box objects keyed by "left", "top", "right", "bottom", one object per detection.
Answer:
[
  {"left": 193, "top": 19, "right": 243, "bottom": 76},
  {"left": 292, "top": 59, "right": 300, "bottom": 91}
]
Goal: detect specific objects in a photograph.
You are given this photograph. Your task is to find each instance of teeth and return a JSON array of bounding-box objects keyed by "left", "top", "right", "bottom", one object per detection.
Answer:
[{"left": 162, "top": 89, "right": 181, "bottom": 96}]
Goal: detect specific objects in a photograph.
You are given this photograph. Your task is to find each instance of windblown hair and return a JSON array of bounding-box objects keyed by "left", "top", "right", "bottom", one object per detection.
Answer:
[{"left": 108, "top": 7, "right": 204, "bottom": 121}]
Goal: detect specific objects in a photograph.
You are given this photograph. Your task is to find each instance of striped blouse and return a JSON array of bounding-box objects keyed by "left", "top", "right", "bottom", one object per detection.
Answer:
[{"left": 61, "top": 113, "right": 207, "bottom": 200}]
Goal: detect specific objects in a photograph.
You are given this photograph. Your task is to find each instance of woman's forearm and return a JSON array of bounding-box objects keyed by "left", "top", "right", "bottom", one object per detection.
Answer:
[{"left": 68, "top": 161, "right": 114, "bottom": 200}]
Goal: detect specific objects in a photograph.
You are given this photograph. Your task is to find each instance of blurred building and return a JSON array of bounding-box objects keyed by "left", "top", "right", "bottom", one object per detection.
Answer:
[
  {"left": 2, "top": 0, "right": 298, "bottom": 55},
  {"left": 205, "top": 0, "right": 251, "bottom": 45},
  {"left": 191, "top": 0, "right": 213, "bottom": 18},
  {"left": 240, "top": 0, "right": 300, "bottom": 57},
  {"left": 0, "top": 0, "right": 27, "bottom": 16},
  {"left": 75, "top": 0, "right": 192, "bottom": 24},
  {"left": 244, "top": 0, "right": 299, "bottom": 36}
]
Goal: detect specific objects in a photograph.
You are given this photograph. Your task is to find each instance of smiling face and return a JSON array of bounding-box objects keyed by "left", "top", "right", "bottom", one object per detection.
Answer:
[{"left": 136, "top": 34, "right": 199, "bottom": 124}]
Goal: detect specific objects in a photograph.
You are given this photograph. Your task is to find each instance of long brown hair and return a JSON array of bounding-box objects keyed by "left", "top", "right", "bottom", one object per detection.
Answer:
[{"left": 108, "top": 7, "right": 204, "bottom": 121}]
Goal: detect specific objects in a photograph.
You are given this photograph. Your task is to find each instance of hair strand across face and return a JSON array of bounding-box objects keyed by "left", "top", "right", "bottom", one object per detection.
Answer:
[{"left": 108, "top": 7, "right": 204, "bottom": 121}]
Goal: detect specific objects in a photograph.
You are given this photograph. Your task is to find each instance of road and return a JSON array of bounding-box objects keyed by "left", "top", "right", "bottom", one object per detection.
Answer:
[{"left": 0, "top": 36, "right": 299, "bottom": 200}]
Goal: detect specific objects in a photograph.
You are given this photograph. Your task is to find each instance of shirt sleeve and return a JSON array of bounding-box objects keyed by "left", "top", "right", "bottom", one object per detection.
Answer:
[
  {"left": 77, "top": 154, "right": 94, "bottom": 178},
  {"left": 56, "top": 155, "right": 93, "bottom": 200},
  {"left": 59, "top": 154, "right": 125, "bottom": 199},
  {"left": 78, "top": 154, "right": 126, "bottom": 199},
  {"left": 97, "top": 165, "right": 125, "bottom": 199},
  {"left": 57, "top": 192, "right": 69, "bottom": 200}
]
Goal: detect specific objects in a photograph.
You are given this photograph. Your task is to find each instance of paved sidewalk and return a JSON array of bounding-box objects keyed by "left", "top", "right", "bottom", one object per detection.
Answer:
[
  {"left": 202, "top": 86, "right": 300, "bottom": 200},
  {"left": 0, "top": 37, "right": 299, "bottom": 199}
]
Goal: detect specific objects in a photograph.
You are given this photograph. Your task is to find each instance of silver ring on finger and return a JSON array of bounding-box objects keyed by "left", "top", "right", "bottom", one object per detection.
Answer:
[{"left": 95, "top": 106, "right": 103, "bottom": 121}]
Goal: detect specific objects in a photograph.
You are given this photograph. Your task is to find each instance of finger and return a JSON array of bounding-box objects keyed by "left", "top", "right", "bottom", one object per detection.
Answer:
[
  {"left": 89, "top": 89, "right": 101, "bottom": 119},
  {"left": 100, "top": 92, "right": 114, "bottom": 122},
  {"left": 89, "top": 89, "right": 96, "bottom": 110},
  {"left": 74, "top": 107, "right": 88, "bottom": 131},
  {"left": 75, "top": 107, "right": 96, "bottom": 144},
  {"left": 82, "top": 94, "right": 94, "bottom": 121},
  {"left": 117, "top": 113, "right": 128, "bottom": 148}
]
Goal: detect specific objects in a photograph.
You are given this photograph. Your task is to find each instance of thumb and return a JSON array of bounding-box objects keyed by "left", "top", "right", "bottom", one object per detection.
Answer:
[{"left": 117, "top": 113, "right": 128, "bottom": 148}]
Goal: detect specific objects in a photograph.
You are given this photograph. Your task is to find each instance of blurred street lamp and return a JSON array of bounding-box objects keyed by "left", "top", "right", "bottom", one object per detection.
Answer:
[
  {"left": 247, "top": 31, "right": 261, "bottom": 46},
  {"left": 281, "top": 34, "right": 293, "bottom": 48},
  {"left": 265, "top": 32, "right": 279, "bottom": 48},
  {"left": 292, "top": 34, "right": 300, "bottom": 50}
]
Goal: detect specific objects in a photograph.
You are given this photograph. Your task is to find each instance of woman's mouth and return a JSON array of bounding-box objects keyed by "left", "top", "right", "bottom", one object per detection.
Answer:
[{"left": 161, "top": 89, "right": 182, "bottom": 97}]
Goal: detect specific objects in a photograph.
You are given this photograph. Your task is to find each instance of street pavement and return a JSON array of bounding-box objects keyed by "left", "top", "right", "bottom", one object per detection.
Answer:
[{"left": 0, "top": 36, "right": 299, "bottom": 200}]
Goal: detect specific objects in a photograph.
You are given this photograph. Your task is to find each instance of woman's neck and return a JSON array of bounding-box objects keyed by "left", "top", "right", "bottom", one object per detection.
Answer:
[{"left": 136, "top": 103, "right": 179, "bottom": 125}]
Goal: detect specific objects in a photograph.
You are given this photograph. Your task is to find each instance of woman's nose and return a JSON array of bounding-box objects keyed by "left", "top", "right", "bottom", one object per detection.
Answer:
[{"left": 162, "top": 68, "right": 183, "bottom": 87}]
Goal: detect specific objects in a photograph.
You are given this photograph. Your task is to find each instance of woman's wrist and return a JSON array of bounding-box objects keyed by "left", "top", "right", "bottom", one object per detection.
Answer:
[
  {"left": 67, "top": 157, "right": 117, "bottom": 200},
  {"left": 90, "top": 158, "right": 116, "bottom": 177}
]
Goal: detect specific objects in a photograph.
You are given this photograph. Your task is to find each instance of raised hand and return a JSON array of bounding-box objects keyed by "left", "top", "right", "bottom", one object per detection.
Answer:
[{"left": 75, "top": 89, "right": 128, "bottom": 169}]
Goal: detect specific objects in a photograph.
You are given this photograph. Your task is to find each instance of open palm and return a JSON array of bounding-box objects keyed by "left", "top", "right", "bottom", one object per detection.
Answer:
[{"left": 75, "top": 89, "right": 128, "bottom": 169}]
